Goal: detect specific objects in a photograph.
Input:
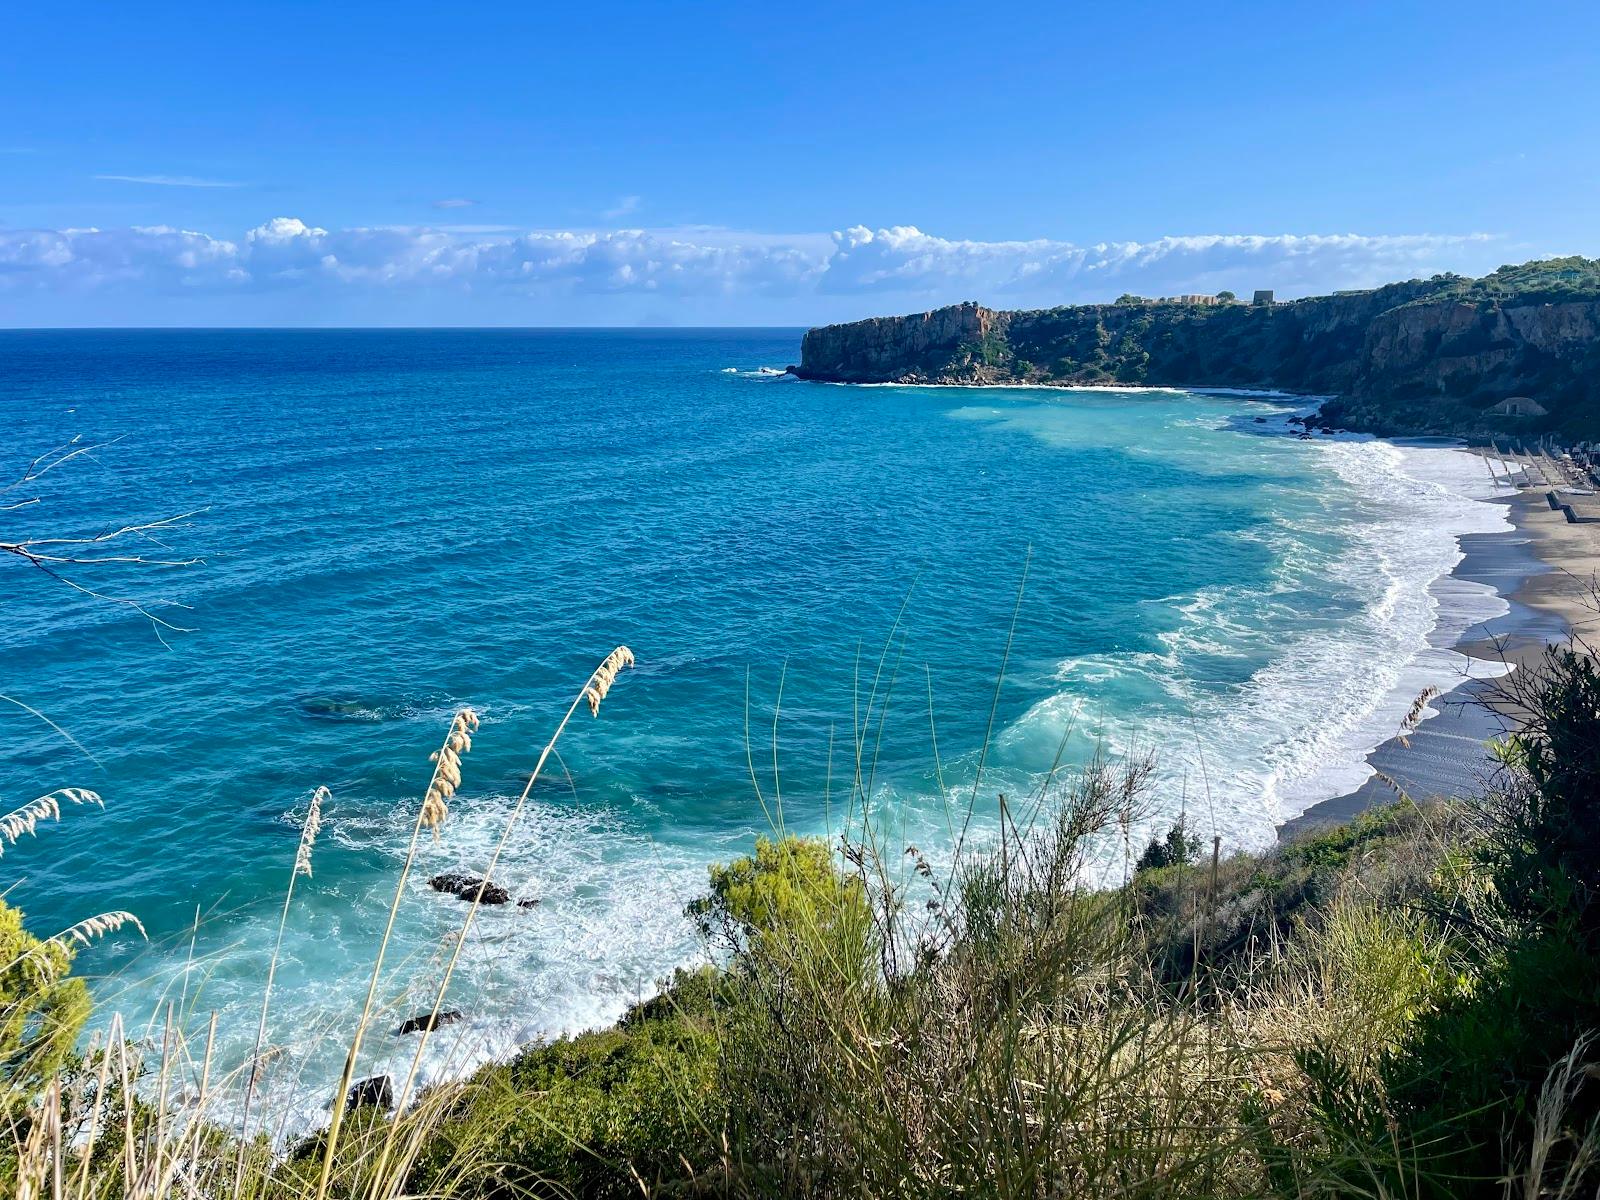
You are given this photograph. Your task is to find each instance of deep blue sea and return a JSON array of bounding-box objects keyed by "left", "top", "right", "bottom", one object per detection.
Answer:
[{"left": 0, "top": 329, "right": 1512, "bottom": 1129}]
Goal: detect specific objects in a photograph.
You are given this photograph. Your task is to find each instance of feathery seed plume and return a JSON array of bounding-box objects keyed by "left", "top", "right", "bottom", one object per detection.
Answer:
[
  {"left": 1398, "top": 686, "right": 1441, "bottom": 747},
  {"left": 294, "top": 786, "right": 328, "bottom": 878},
  {"left": 584, "top": 646, "right": 635, "bottom": 716},
  {"left": 52, "top": 910, "right": 146, "bottom": 949},
  {"left": 0, "top": 788, "right": 103, "bottom": 855},
  {"left": 421, "top": 709, "right": 479, "bottom": 832}
]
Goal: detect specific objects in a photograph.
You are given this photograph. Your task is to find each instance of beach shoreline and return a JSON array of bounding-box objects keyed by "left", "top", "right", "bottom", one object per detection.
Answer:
[{"left": 1280, "top": 476, "right": 1599, "bottom": 839}]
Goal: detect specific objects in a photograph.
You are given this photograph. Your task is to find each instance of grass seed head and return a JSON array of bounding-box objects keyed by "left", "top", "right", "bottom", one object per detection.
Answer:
[
  {"left": 419, "top": 709, "right": 477, "bottom": 833},
  {"left": 585, "top": 646, "right": 636, "bottom": 716},
  {"left": 1398, "top": 685, "right": 1442, "bottom": 747},
  {"left": 55, "top": 910, "right": 146, "bottom": 948},
  {"left": 420, "top": 788, "right": 449, "bottom": 832},
  {"left": 0, "top": 789, "right": 104, "bottom": 854},
  {"left": 294, "top": 786, "right": 328, "bottom": 878}
]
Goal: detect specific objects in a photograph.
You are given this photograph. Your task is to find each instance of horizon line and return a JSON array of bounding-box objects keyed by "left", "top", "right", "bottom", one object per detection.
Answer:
[{"left": 0, "top": 324, "right": 814, "bottom": 333}]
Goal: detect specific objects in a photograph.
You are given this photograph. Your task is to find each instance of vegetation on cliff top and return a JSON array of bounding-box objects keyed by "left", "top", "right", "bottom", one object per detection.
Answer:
[
  {"left": 799, "top": 257, "right": 1600, "bottom": 439},
  {"left": 1438, "top": 255, "right": 1600, "bottom": 306}
]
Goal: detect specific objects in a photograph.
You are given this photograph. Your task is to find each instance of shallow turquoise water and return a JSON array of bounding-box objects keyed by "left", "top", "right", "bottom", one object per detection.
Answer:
[{"left": 0, "top": 329, "right": 1509, "bottom": 1127}]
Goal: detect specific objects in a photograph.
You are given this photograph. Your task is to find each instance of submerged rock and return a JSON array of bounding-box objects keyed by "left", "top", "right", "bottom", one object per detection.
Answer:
[
  {"left": 428, "top": 872, "right": 511, "bottom": 905},
  {"left": 395, "top": 1010, "right": 462, "bottom": 1036},
  {"left": 347, "top": 1075, "right": 394, "bottom": 1110},
  {"left": 517, "top": 897, "right": 541, "bottom": 909},
  {"left": 297, "top": 696, "right": 389, "bottom": 723}
]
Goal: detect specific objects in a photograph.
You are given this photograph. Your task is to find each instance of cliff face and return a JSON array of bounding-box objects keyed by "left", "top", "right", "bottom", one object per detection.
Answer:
[
  {"left": 797, "top": 304, "right": 998, "bottom": 383},
  {"left": 793, "top": 261, "right": 1600, "bottom": 438}
]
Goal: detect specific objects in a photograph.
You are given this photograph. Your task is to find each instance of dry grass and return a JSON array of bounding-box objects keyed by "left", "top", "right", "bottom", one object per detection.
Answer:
[
  {"left": 2, "top": 647, "right": 642, "bottom": 1200},
  {"left": 0, "top": 789, "right": 103, "bottom": 855},
  {"left": 313, "top": 706, "right": 484, "bottom": 1200},
  {"left": 48, "top": 910, "right": 147, "bottom": 950}
]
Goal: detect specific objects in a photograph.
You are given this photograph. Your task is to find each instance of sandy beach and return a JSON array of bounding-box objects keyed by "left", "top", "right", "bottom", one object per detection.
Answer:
[
  {"left": 1281, "top": 458, "right": 1600, "bottom": 838},
  {"left": 1501, "top": 485, "right": 1600, "bottom": 645}
]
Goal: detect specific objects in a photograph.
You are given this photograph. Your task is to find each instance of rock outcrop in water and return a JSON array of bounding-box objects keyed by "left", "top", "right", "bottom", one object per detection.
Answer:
[
  {"left": 395, "top": 1011, "right": 462, "bottom": 1036},
  {"left": 428, "top": 873, "right": 511, "bottom": 905},
  {"left": 793, "top": 258, "right": 1600, "bottom": 438},
  {"left": 346, "top": 1075, "right": 394, "bottom": 1110}
]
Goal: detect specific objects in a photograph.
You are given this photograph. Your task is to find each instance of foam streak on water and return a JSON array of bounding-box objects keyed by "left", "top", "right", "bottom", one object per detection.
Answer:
[{"left": 0, "top": 331, "right": 1520, "bottom": 1136}]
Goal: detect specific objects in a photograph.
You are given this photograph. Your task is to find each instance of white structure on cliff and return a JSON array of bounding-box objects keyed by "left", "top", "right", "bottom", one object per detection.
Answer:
[{"left": 1489, "top": 396, "right": 1549, "bottom": 417}]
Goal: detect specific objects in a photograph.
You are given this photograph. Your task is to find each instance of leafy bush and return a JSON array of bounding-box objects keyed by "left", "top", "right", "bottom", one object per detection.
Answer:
[
  {"left": 687, "top": 835, "right": 873, "bottom": 982},
  {"left": 1135, "top": 814, "right": 1201, "bottom": 871},
  {"left": 411, "top": 1009, "right": 723, "bottom": 1199},
  {"left": 1361, "top": 645, "right": 1600, "bottom": 1192},
  {"left": 0, "top": 898, "right": 90, "bottom": 1118}
]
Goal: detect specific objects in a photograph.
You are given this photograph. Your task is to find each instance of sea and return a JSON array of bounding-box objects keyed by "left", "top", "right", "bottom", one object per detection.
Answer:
[{"left": 0, "top": 328, "right": 1514, "bottom": 1132}]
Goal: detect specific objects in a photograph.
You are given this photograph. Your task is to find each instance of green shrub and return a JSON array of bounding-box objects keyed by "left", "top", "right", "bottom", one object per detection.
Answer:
[
  {"left": 1320, "top": 646, "right": 1600, "bottom": 1195},
  {"left": 0, "top": 896, "right": 90, "bottom": 1117},
  {"left": 1135, "top": 815, "right": 1201, "bottom": 872},
  {"left": 687, "top": 835, "right": 873, "bottom": 983},
  {"left": 411, "top": 1009, "right": 722, "bottom": 1199}
]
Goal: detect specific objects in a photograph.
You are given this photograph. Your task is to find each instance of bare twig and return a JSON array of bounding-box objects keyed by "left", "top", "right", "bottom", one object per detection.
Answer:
[
  {"left": 2, "top": 438, "right": 206, "bottom": 641},
  {"left": 0, "top": 434, "right": 124, "bottom": 509}
]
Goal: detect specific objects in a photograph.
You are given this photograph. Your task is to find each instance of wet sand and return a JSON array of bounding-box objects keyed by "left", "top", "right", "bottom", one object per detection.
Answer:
[{"left": 1279, "top": 473, "right": 1599, "bottom": 840}]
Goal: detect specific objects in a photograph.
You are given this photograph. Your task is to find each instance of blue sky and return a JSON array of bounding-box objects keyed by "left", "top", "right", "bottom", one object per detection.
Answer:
[{"left": 2, "top": 0, "right": 1595, "bottom": 326}]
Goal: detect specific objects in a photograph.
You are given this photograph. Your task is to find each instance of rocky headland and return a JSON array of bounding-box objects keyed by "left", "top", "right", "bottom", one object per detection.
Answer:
[{"left": 793, "top": 257, "right": 1600, "bottom": 438}]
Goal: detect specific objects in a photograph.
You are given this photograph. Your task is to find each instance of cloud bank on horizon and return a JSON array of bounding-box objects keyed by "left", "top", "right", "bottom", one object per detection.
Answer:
[{"left": 0, "top": 217, "right": 1508, "bottom": 325}]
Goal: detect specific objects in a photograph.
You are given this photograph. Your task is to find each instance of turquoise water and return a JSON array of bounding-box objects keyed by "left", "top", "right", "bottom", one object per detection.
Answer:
[{"left": 0, "top": 330, "right": 1510, "bottom": 1128}]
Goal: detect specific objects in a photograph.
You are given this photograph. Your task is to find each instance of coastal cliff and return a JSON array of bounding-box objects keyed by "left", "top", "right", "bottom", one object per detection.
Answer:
[{"left": 794, "top": 257, "right": 1600, "bottom": 438}]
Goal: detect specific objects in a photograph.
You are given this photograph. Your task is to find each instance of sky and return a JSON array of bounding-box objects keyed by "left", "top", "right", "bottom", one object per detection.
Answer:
[{"left": 1, "top": 0, "right": 1596, "bottom": 327}]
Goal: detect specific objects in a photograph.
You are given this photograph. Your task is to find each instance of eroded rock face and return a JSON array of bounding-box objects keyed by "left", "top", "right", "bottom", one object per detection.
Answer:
[
  {"left": 797, "top": 302, "right": 995, "bottom": 383},
  {"left": 428, "top": 873, "right": 511, "bottom": 905},
  {"left": 793, "top": 273, "right": 1600, "bottom": 438}
]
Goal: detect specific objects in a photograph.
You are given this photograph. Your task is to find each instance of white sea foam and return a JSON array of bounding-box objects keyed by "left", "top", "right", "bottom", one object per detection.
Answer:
[
  {"left": 118, "top": 792, "right": 712, "bottom": 1142},
  {"left": 1003, "top": 430, "right": 1515, "bottom": 856},
  {"left": 722, "top": 365, "right": 795, "bottom": 379}
]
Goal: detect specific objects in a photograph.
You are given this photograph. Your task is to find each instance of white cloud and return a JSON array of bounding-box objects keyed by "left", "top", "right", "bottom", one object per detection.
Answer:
[
  {"left": 0, "top": 217, "right": 1511, "bottom": 322},
  {"left": 95, "top": 174, "right": 244, "bottom": 188},
  {"left": 602, "top": 195, "right": 643, "bottom": 220},
  {"left": 0, "top": 225, "right": 241, "bottom": 289},
  {"left": 432, "top": 198, "right": 475, "bottom": 209},
  {"left": 820, "top": 226, "right": 1500, "bottom": 300}
]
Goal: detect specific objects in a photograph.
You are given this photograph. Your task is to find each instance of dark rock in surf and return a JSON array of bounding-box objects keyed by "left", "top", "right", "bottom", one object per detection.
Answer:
[
  {"left": 395, "top": 1011, "right": 462, "bottom": 1036},
  {"left": 428, "top": 873, "right": 511, "bottom": 905},
  {"left": 517, "top": 897, "right": 540, "bottom": 909},
  {"left": 347, "top": 1075, "right": 394, "bottom": 1110}
]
